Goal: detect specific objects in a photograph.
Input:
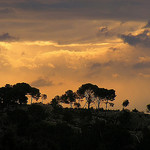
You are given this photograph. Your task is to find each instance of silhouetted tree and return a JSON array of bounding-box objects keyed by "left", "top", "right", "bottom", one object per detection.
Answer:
[
  {"left": 41, "top": 94, "right": 47, "bottom": 103},
  {"left": 146, "top": 104, "right": 150, "bottom": 112},
  {"left": 95, "top": 88, "right": 108, "bottom": 109},
  {"left": 65, "top": 90, "right": 76, "bottom": 108},
  {"left": 29, "top": 87, "right": 41, "bottom": 102},
  {"left": 77, "top": 83, "right": 99, "bottom": 109},
  {"left": 59, "top": 90, "right": 76, "bottom": 108},
  {"left": 0, "top": 84, "right": 13, "bottom": 107},
  {"left": 13, "top": 83, "right": 32, "bottom": 104},
  {"left": 51, "top": 98, "right": 58, "bottom": 108},
  {"left": 50, "top": 96, "right": 62, "bottom": 109},
  {"left": 0, "top": 82, "right": 40, "bottom": 107},
  {"left": 122, "top": 99, "right": 129, "bottom": 109},
  {"left": 103, "top": 89, "right": 116, "bottom": 110},
  {"left": 77, "top": 83, "right": 116, "bottom": 109},
  {"left": 74, "top": 92, "right": 84, "bottom": 106}
]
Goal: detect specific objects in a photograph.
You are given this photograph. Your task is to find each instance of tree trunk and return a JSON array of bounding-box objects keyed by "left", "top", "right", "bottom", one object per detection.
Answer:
[
  {"left": 106, "top": 100, "right": 108, "bottom": 110},
  {"left": 88, "top": 101, "right": 90, "bottom": 109},
  {"left": 70, "top": 102, "right": 73, "bottom": 108},
  {"left": 31, "top": 97, "right": 33, "bottom": 104},
  {"left": 97, "top": 99, "right": 100, "bottom": 109}
]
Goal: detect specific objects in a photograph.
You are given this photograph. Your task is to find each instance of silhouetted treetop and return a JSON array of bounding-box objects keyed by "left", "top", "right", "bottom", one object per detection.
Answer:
[
  {"left": 77, "top": 83, "right": 99, "bottom": 97},
  {"left": 147, "top": 104, "right": 150, "bottom": 112},
  {"left": 122, "top": 99, "right": 129, "bottom": 109},
  {"left": 30, "top": 87, "right": 40, "bottom": 100},
  {"left": 76, "top": 83, "right": 116, "bottom": 109},
  {"left": 57, "top": 90, "right": 76, "bottom": 108},
  {"left": 0, "top": 82, "right": 41, "bottom": 106}
]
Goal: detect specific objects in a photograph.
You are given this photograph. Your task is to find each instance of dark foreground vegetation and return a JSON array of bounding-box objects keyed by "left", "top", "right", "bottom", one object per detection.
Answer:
[
  {"left": 0, "top": 82, "right": 150, "bottom": 150},
  {"left": 0, "top": 104, "right": 150, "bottom": 150}
]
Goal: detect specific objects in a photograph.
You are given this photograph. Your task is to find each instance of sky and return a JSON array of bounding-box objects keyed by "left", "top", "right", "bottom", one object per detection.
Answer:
[{"left": 0, "top": 0, "right": 150, "bottom": 111}]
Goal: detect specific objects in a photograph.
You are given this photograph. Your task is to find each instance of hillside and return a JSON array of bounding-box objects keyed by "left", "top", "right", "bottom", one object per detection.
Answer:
[{"left": 0, "top": 103, "right": 150, "bottom": 150}]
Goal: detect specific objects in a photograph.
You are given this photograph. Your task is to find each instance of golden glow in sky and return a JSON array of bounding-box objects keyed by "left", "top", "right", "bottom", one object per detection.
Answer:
[{"left": 1, "top": 0, "right": 150, "bottom": 111}]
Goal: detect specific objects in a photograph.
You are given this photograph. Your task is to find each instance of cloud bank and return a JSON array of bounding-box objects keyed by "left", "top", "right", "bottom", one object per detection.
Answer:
[{"left": 0, "top": 1, "right": 150, "bottom": 111}]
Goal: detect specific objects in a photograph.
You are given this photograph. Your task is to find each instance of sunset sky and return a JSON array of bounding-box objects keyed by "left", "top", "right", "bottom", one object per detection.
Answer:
[{"left": 1, "top": 0, "right": 150, "bottom": 111}]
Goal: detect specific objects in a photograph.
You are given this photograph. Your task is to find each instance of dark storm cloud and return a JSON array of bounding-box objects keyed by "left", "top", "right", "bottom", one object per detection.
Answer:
[
  {"left": 12, "top": 0, "right": 140, "bottom": 11},
  {"left": 91, "top": 63, "right": 102, "bottom": 70},
  {"left": 31, "top": 78, "right": 54, "bottom": 87},
  {"left": 13, "top": 1, "right": 50, "bottom": 11},
  {"left": 0, "top": 0, "right": 150, "bottom": 21},
  {"left": 97, "top": 26, "right": 110, "bottom": 37},
  {"left": 121, "top": 30, "right": 150, "bottom": 47},
  {"left": 96, "top": 26, "right": 117, "bottom": 38},
  {"left": 0, "top": 8, "right": 14, "bottom": 14},
  {"left": 0, "top": 33, "right": 18, "bottom": 42},
  {"left": 99, "top": 27, "right": 108, "bottom": 33},
  {"left": 86, "top": 61, "right": 114, "bottom": 78},
  {"left": 133, "top": 62, "right": 150, "bottom": 69}
]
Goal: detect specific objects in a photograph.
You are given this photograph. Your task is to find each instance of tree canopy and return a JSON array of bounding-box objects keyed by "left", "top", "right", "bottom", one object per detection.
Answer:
[
  {"left": 147, "top": 104, "right": 150, "bottom": 112},
  {"left": 55, "top": 83, "right": 117, "bottom": 109},
  {"left": 0, "top": 82, "right": 41, "bottom": 107},
  {"left": 122, "top": 99, "right": 129, "bottom": 109}
]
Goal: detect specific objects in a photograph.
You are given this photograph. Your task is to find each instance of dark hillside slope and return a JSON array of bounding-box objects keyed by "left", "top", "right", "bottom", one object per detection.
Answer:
[{"left": 0, "top": 104, "right": 150, "bottom": 150}]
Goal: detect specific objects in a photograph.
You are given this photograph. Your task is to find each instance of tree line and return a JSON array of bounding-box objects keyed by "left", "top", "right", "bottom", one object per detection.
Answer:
[
  {"left": 0, "top": 83, "right": 41, "bottom": 108},
  {"left": 51, "top": 83, "right": 116, "bottom": 110},
  {"left": 0, "top": 82, "right": 150, "bottom": 112},
  {"left": 0, "top": 82, "right": 150, "bottom": 150}
]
